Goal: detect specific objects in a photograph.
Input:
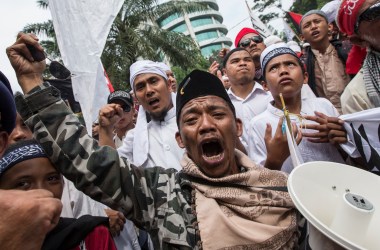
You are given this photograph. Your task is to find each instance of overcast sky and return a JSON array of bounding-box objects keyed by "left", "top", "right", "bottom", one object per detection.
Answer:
[{"left": 1, "top": 0, "right": 293, "bottom": 92}]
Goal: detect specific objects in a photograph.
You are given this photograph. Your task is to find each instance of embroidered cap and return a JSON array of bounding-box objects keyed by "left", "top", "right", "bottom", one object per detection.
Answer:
[
  {"left": 176, "top": 70, "right": 235, "bottom": 127},
  {"left": 0, "top": 140, "right": 47, "bottom": 176}
]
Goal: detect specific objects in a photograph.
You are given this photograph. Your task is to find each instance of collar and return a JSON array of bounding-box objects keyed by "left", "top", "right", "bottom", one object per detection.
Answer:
[
  {"left": 312, "top": 43, "right": 334, "bottom": 56},
  {"left": 227, "top": 82, "right": 266, "bottom": 101},
  {"left": 151, "top": 106, "right": 176, "bottom": 125},
  {"left": 266, "top": 100, "right": 307, "bottom": 118}
]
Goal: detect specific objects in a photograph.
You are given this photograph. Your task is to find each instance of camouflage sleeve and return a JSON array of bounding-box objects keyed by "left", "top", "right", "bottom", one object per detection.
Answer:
[{"left": 15, "top": 83, "right": 177, "bottom": 230}]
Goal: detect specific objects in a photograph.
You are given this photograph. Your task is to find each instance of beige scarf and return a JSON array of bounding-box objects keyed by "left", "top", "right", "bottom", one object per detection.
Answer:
[{"left": 181, "top": 150, "right": 299, "bottom": 250}]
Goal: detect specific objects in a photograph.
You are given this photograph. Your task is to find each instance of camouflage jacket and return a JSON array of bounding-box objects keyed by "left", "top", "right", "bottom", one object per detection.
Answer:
[{"left": 16, "top": 84, "right": 198, "bottom": 249}]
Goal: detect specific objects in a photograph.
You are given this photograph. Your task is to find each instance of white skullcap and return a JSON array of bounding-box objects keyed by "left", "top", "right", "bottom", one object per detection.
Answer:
[
  {"left": 321, "top": 0, "right": 341, "bottom": 24},
  {"left": 260, "top": 43, "right": 298, "bottom": 73},
  {"left": 157, "top": 62, "right": 171, "bottom": 72},
  {"left": 129, "top": 60, "right": 168, "bottom": 90},
  {"left": 302, "top": 42, "right": 310, "bottom": 48},
  {"left": 263, "top": 35, "right": 283, "bottom": 47},
  {"left": 287, "top": 41, "right": 301, "bottom": 53}
]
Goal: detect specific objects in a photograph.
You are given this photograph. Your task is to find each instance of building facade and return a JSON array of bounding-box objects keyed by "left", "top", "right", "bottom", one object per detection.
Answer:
[{"left": 156, "top": 0, "right": 232, "bottom": 58}]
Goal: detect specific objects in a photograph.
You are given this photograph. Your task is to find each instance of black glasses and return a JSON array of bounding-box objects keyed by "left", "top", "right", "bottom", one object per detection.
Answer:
[
  {"left": 239, "top": 36, "right": 264, "bottom": 48},
  {"left": 354, "top": 2, "right": 380, "bottom": 34}
]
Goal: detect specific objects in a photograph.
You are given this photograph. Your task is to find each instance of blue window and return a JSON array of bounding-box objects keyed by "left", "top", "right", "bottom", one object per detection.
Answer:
[
  {"left": 159, "top": 13, "right": 181, "bottom": 27},
  {"left": 172, "top": 23, "right": 188, "bottom": 33},
  {"left": 201, "top": 44, "right": 222, "bottom": 57},
  {"left": 191, "top": 18, "right": 213, "bottom": 27},
  {"left": 196, "top": 31, "right": 218, "bottom": 42}
]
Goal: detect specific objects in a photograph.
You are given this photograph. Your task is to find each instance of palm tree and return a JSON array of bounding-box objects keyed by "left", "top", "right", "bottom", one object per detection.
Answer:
[{"left": 24, "top": 0, "right": 209, "bottom": 90}]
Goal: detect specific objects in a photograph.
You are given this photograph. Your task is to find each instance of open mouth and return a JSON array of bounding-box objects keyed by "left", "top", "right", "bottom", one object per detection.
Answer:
[
  {"left": 201, "top": 139, "right": 224, "bottom": 163},
  {"left": 148, "top": 98, "right": 159, "bottom": 107},
  {"left": 311, "top": 31, "right": 320, "bottom": 37}
]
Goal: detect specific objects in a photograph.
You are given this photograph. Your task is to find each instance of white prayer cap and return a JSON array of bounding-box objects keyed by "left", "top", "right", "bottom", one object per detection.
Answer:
[
  {"left": 321, "top": 0, "right": 341, "bottom": 24},
  {"left": 129, "top": 60, "right": 168, "bottom": 91},
  {"left": 157, "top": 62, "right": 171, "bottom": 72},
  {"left": 260, "top": 43, "right": 298, "bottom": 73},
  {"left": 264, "top": 35, "right": 283, "bottom": 47},
  {"left": 287, "top": 41, "right": 301, "bottom": 53},
  {"left": 302, "top": 42, "right": 310, "bottom": 48}
]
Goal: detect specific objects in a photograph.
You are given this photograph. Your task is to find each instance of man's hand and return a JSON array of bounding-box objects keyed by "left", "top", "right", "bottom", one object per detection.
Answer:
[
  {"left": 208, "top": 61, "right": 220, "bottom": 75},
  {"left": 302, "top": 111, "right": 329, "bottom": 143},
  {"left": 264, "top": 117, "right": 302, "bottom": 170},
  {"left": 98, "top": 104, "right": 123, "bottom": 147},
  {"left": 104, "top": 208, "right": 126, "bottom": 237},
  {"left": 98, "top": 104, "right": 124, "bottom": 130},
  {"left": 0, "top": 189, "right": 62, "bottom": 249},
  {"left": 6, "top": 32, "right": 45, "bottom": 94},
  {"left": 326, "top": 117, "right": 347, "bottom": 145}
]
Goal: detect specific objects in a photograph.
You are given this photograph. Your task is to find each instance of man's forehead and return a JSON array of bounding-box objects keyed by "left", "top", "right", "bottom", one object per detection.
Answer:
[
  {"left": 267, "top": 54, "right": 298, "bottom": 66},
  {"left": 133, "top": 72, "right": 164, "bottom": 84},
  {"left": 241, "top": 33, "right": 259, "bottom": 39},
  {"left": 182, "top": 96, "right": 229, "bottom": 111},
  {"left": 228, "top": 50, "right": 251, "bottom": 60},
  {"left": 302, "top": 14, "right": 325, "bottom": 23}
]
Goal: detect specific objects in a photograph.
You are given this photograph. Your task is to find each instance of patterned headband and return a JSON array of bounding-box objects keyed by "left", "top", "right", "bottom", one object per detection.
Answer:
[
  {"left": 0, "top": 141, "right": 46, "bottom": 176},
  {"left": 260, "top": 43, "right": 298, "bottom": 74}
]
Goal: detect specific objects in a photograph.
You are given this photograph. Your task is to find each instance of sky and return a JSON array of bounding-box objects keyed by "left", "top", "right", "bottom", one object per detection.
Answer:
[{"left": 0, "top": 0, "right": 293, "bottom": 93}]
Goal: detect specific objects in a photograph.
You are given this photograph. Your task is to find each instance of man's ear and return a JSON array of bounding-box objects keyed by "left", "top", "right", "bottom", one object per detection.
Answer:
[
  {"left": 222, "top": 68, "right": 227, "bottom": 77},
  {"left": 261, "top": 80, "right": 270, "bottom": 91},
  {"left": 175, "top": 131, "right": 185, "bottom": 149},
  {"left": 303, "top": 71, "right": 309, "bottom": 84},
  {"left": 0, "top": 131, "right": 9, "bottom": 157},
  {"left": 235, "top": 118, "right": 243, "bottom": 138}
]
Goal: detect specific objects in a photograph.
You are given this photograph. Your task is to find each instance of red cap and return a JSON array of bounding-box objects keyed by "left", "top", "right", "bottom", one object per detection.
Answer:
[
  {"left": 337, "top": 0, "right": 366, "bottom": 36},
  {"left": 234, "top": 27, "right": 260, "bottom": 47}
]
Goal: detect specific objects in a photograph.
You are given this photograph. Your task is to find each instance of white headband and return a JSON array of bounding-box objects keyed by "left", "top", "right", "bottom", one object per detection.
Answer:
[{"left": 129, "top": 60, "right": 168, "bottom": 91}]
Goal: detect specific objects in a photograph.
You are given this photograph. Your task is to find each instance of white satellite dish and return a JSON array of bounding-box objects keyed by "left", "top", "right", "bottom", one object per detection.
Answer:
[{"left": 288, "top": 161, "right": 380, "bottom": 250}]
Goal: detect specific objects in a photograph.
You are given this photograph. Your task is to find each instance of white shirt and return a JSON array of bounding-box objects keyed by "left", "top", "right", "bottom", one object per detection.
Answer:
[
  {"left": 247, "top": 98, "right": 345, "bottom": 173},
  {"left": 227, "top": 83, "right": 273, "bottom": 147},
  {"left": 118, "top": 107, "right": 184, "bottom": 170}
]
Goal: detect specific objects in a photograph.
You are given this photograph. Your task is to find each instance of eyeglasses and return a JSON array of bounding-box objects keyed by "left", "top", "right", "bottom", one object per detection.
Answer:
[
  {"left": 239, "top": 36, "right": 264, "bottom": 48},
  {"left": 354, "top": 2, "right": 380, "bottom": 34}
]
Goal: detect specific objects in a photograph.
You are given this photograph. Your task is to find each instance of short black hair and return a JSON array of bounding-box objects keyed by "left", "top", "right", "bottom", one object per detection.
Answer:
[{"left": 223, "top": 47, "right": 250, "bottom": 68}]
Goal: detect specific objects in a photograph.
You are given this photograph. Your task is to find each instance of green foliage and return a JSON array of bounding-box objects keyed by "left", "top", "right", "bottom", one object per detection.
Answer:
[
  {"left": 291, "top": 0, "right": 331, "bottom": 14},
  {"left": 171, "top": 55, "right": 209, "bottom": 83},
  {"left": 252, "top": 0, "right": 282, "bottom": 24}
]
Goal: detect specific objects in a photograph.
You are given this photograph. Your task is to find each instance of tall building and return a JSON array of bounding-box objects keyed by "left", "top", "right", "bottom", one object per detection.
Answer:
[{"left": 156, "top": 0, "right": 232, "bottom": 58}]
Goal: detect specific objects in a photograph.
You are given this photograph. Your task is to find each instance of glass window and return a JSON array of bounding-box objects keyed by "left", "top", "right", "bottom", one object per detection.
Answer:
[
  {"left": 201, "top": 44, "right": 222, "bottom": 57},
  {"left": 159, "top": 13, "right": 181, "bottom": 27},
  {"left": 196, "top": 31, "right": 218, "bottom": 42},
  {"left": 191, "top": 18, "right": 213, "bottom": 28},
  {"left": 171, "top": 23, "right": 188, "bottom": 33}
]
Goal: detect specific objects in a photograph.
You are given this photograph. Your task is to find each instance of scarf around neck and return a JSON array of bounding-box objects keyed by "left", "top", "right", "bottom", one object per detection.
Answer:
[
  {"left": 363, "top": 49, "right": 380, "bottom": 108},
  {"left": 180, "top": 150, "right": 299, "bottom": 250}
]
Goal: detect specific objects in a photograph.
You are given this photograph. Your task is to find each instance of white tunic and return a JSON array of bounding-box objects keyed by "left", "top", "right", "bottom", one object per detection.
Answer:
[
  {"left": 118, "top": 107, "right": 184, "bottom": 170},
  {"left": 247, "top": 98, "right": 345, "bottom": 173},
  {"left": 227, "top": 83, "right": 273, "bottom": 148}
]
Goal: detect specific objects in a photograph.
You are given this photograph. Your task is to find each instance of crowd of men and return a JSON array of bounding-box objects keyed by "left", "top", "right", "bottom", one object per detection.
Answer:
[{"left": 0, "top": 0, "right": 379, "bottom": 249}]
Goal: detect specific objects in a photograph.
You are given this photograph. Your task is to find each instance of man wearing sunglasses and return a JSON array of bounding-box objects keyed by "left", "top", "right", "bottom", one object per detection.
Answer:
[
  {"left": 105, "top": 90, "right": 135, "bottom": 148},
  {"left": 338, "top": 0, "right": 380, "bottom": 113},
  {"left": 234, "top": 28, "right": 266, "bottom": 81}
]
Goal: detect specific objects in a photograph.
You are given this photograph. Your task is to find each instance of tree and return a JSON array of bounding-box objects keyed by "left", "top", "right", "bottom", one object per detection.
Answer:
[
  {"left": 291, "top": 0, "right": 331, "bottom": 14},
  {"left": 24, "top": 0, "right": 209, "bottom": 90},
  {"left": 251, "top": 0, "right": 282, "bottom": 24}
]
